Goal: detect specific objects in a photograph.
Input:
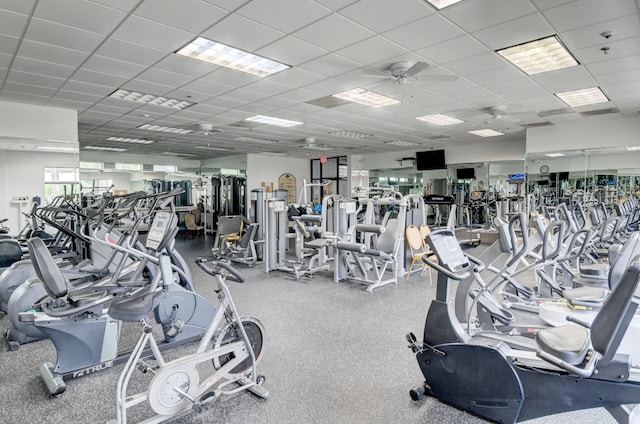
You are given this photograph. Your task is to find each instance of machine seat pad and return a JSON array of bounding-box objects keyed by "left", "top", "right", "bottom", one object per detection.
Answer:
[
  {"left": 563, "top": 286, "right": 608, "bottom": 305},
  {"left": 536, "top": 325, "right": 590, "bottom": 365},
  {"left": 305, "top": 239, "right": 329, "bottom": 248},
  {"left": 108, "top": 291, "right": 165, "bottom": 322},
  {"left": 363, "top": 248, "right": 392, "bottom": 260},
  {"left": 580, "top": 263, "right": 608, "bottom": 276}
]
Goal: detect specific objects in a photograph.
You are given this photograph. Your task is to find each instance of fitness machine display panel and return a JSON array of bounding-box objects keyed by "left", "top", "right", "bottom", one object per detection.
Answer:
[
  {"left": 427, "top": 230, "right": 469, "bottom": 273},
  {"left": 146, "top": 211, "right": 173, "bottom": 251}
]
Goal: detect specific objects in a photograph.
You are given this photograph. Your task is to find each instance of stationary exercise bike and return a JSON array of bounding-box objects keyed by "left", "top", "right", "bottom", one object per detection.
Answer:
[
  {"left": 110, "top": 255, "right": 267, "bottom": 423},
  {"left": 407, "top": 228, "right": 640, "bottom": 423}
]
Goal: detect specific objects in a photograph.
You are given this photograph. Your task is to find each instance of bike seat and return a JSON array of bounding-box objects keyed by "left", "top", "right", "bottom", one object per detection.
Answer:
[
  {"left": 536, "top": 325, "right": 590, "bottom": 365},
  {"left": 580, "top": 263, "right": 608, "bottom": 277},
  {"left": 108, "top": 290, "right": 166, "bottom": 322}
]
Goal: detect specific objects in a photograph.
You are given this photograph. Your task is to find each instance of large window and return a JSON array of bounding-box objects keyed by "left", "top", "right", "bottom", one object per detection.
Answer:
[
  {"left": 115, "top": 163, "right": 142, "bottom": 171},
  {"left": 310, "top": 156, "right": 348, "bottom": 204},
  {"left": 44, "top": 167, "right": 80, "bottom": 203}
]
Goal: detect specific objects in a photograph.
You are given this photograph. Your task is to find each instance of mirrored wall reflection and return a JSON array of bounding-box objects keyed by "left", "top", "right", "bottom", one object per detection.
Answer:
[
  {"left": 526, "top": 147, "right": 640, "bottom": 213},
  {"left": 367, "top": 167, "right": 424, "bottom": 196}
]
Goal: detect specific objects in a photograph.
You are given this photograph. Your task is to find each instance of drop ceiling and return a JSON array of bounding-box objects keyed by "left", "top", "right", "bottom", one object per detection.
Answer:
[{"left": 0, "top": 0, "right": 638, "bottom": 159}]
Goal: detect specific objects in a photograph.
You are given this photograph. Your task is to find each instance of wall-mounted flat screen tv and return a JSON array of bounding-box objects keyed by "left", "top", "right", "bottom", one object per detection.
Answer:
[
  {"left": 508, "top": 173, "right": 526, "bottom": 183},
  {"left": 416, "top": 150, "right": 446, "bottom": 171},
  {"left": 456, "top": 167, "right": 475, "bottom": 180}
]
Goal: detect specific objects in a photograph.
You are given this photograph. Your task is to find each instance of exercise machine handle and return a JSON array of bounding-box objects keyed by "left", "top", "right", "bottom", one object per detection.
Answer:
[
  {"left": 195, "top": 257, "right": 245, "bottom": 283},
  {"left": 506, "top": 212, "right": 528, "bottom": 268},
  {"left": 542, "top": 220, "right": 566, "bottom": 260},
  {"left": 422, "top": 255, "right": 471, "bottom": 281}
]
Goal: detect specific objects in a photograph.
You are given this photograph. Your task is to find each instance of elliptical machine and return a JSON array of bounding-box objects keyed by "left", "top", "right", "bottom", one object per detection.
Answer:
[{"left": 407, "top": 228, "right": 640, "bottom": 423}]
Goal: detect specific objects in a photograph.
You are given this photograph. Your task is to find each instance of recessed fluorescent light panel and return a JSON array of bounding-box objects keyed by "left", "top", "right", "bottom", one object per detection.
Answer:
[
  {"left": 161, "top": 152, "right": 197, "bottom": 157},
  {"left": 138, "top": 124, "right": 193, "bottom": 134},
  {"left": 85, "top": 146, "right": 128, "bottom": 152},
  {"left": 332, "top": 88, "right": 401, "bottom": 108},
  {"left": 555, "top": 87, "right": 609, "bottom": 107},
  {"left": 497, "top": 36, "right": 578, "bottom": 75},
  {"left": 176, "top": 37, "right": 289, "bottom": 77},
  {"left": 245, "top": 115, "right": 303, "bottom": 127},
  {"left": 545, "top": 153, "right": 565, "bottom": 157},
  {"left": 328, "top": 130, "right": 372, "bottom": 139},
  {"left": 385, "top": 140, "right": 418, "bottom": 147},
  {"left": 107, "top": 137, "right": 155, "bottom": 145},
  {"left": 302, "top": 144, "right": 334, "bottom": 151},
  {"left": 235, "top": 136, "right": 278, "bottom": 144},
  {"left": 468, "top": 129, "right": 505, "bottom": 137},
  {"left": 425, "top": 0, "right": 465, "bottom": 9},
  {"left": 109, "top": 89, "right": 193, "bottom": 109},
  {"left": 416, "top": 113, "right": 465, "bottom": 125},
  {"left": 36, "top": 146, "right": 77, "bottom": 152},
  {"left": 626, "top": 146, "right": 640, "bottom": 151}
]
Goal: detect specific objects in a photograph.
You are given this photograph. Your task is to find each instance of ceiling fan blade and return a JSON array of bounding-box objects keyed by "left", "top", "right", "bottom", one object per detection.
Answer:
[
  {"left": 503, "top": 115, "right": 521, "bottom": 123},
  {"left": 405, "top": 61, "right": 430, "bottom": 77}
]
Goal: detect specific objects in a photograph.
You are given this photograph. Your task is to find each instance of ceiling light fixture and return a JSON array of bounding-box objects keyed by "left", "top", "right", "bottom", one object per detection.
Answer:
[
  {"left": 138, "top": 124, "right": 194, "bottom": 134},
  {"left": 555, "top": 86, "right": 609, "bottom": 107},
  {"left": 497, "top": 36, "right": 578, "bottom": 75},
  {"left": 545, "top": 152, "right": 565, "bottom": 157},
  {"left": 245, "top": 115, "right": 303, "bottom": 127},
  {"left": 35, "top": 146, "right": 77, "bottom": 152},
  {"left": 302, "top": 144, "right": 334, "bottom": 151},
  {"left": 385, "top": 140, "right": 418, "bottom": 147},
  {"left": 332, "top": 88, "right": 401, "bottom": 108},
  {"left": 468, "top": 129, "right": 505, "bottom": 137},
  {"left": 626, "top": 146, "right": 640, "bottom": 151},
  {"left": 109, "top": 89, "right": 193, "bottom": 109},
  {"left": 424, "top": 0, "right": 465, "bottom": 9},
  {"left": 85, "top": 146, "right": 128, "bottom": 152},
  {"left": 235, "top": 136, "right": 279, "bottom": 144},
  {"left": 416, "top": 113, "right": 465, "bottom": 125},
  {"left": 176, "top": 36, "right": 289, "bottom": 77},
  {"left": 328, "top": 130, "right": 372, "bottom": 138},
  {"left": 107, "top": 137, "right": 155, "bottom": 145}
]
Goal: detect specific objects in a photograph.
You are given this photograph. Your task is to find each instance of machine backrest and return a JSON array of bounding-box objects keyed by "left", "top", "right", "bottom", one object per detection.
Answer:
[
  {"left": 609, "top": 232, "right": 640, "bottom": 291},
  {"left": 0, "top": 239, "right": 22, "bottom": 267},
  {"left": 27, "top": 237, "right": 68, "bottom": 298},
  {"left": 591, "top": 258, "right": 640, "bottom": 365},
  {"left": 217, "top": 215, "right": 244, "bottom": 236},
  {"left": 377, "top": 219, "right": 398, "bottom": 254}
]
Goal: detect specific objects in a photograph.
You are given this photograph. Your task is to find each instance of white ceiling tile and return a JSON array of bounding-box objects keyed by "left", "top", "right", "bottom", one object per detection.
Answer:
[
  {"left": 560, "top": 14, "right": 640, "bottom": 50},
  {"left": 531, "top": 0, "right": 574, "bottom": 10},
  {"left": 136, "top": 68, "right": 196, "bottom": 87},
  {"left": 204, "top": 96, "right": 244, "bottom": 109},
  {"left": 543, "top": 0, "right": 637, "bottom": 32},
  {"left": 164, "top": 88, "right": 215, "bottom": 104},
  {"left": 441, "top": 0, "right": 536, "bottom": 33},
  {"left": 54, "top": 90, "right": 103, "bottom": 103},
  {"left": 237, "top": 0, "right": 330, "bottom": 34},
  {"left": 444, "top": 86, "right": 495, "bottom": 102},
  {"left": 24, "top": 18, "right": 105, "bottom": 53},
  {"left": 199, "top": 0, "right": 250, "bottom": 11},
  {"left": 484, "top": 78, "right": 549, "bottom": 100},
  {"left": 446, "top": 52, "right": 507, "bottom": 76},
  {"left": 218, "top": 87, "right": 270, "bottom": 103},
  {"left": 384, "top": 13, "right": 464, "bottom": 51},
  {"left": 255, "top": 96, "right": 298, "bottom": 110},
  {"left": 120, "top": 79, "right": 174, "bottom": 96},
  {"left": 465, "top": 66, "right": 524, "bottom": 86},
  {"left": 0, "top": 34, "right": 18, "bottom": 55},
  {"left": 0, "top": 91, "right": 49, "bottom": 105},
  {"left": 95, "top": 38, "right": 168, "bottom": 66},
  {"left": 62, "top": 80, "right": 115, "bottom": 96},
  {"left": 0, "top": 9, "right": 28, "bottom": 37},
  {"left": 336, "top": 36, "right": 408, "bottom": 66},
  {"left": 256, "top": 36, "right": 328, "bottom": 67},
  {"left": 244, "top": 79, "right": 296, "bottom": 96},
  {"left": 83, "top": 55, "right": 147, "bottom": 79},
  {"left": 89, "top": 0, "right": 140, "bottom": 12},
  {"left": 0, "top": 0, "right": 36, "bottom": 14},
  {"left": 573, "top": 36, "right": 640, "bottom": 64},
  {"left": 12, "top": 57, "right": 75, "bottom": 79},
  {"left": 267, "top": 67, "right": 326, "bottom": 86},
  {"left": 416, "top": 35, "right": 489, "bottom": 65},
  {"left": 304, "top": 78, "right": 354, "bottom": 95},
  {"left": 201, "top": 13, "right": 285, "bottom": 51},
  {"left": 112, "top": 15, "right": 195, "bottom": 51},
  {"left": 34, "top": 0, "right": 126, "bottom": 34},
  {"left": 180, "top": 78, "right": 235, "bottom": 97},
  {"left": 298, "top": 53, "right": 363, "bottom": 77},
  {"left": 586, "top": 54, "right": 640, "bottom": 75},
  {"left": 17, "top": 39, "right": 89, "bottom": 67},
  {"left": 134, "top": 0, "right": 227, "bottom": 33},
  {"left": 472, "top": 13, "right": 554, "bottom": 50},
  {"left": 340, "top": 0, "right": 433, "bottom": 33},
  {"left": 292, "top": 13, "right": 374, "bottom": 52},
  {"left": 531, "top": 65, "right": 593, "bottom": 89},
  {"left": 6, "top": 69, "right": 65, "bottom": 89},
  {"left": 202, "top": 67, "right": 261, "bottom": 87},
  {"left": 4, "top": 81, "right": 56, "bottom": 97},
  {"left": 596, "top": 70, "right": 640, "bottom": 85},
  {"left": 313, "top": 0, "right": 358, "bottom": 11},
  {"left": 72, "top": 68, "right": 129, "bottom": 87},
  {"left": 47, "top": 98, "right": 93, "bottom": 111},
  {"left": 155, "top": 54, "right": 218, "bottom": 78},
  {"left": 276, "top": 87, "right": 323, "bottom": 103}
]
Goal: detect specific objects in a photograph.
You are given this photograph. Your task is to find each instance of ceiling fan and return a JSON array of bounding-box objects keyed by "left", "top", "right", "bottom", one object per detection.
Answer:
[
  {"left": 365, "top": 61, "right": 459, "bottom": 84},
  {"left": 481, "top": 106, "right": 521, "bottom": 123},
  {"left": 195, "top": 123, "right": 222, "bottom": 136}
]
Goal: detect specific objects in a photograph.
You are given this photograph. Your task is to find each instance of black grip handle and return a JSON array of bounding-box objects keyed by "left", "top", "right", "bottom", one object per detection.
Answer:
[{"left": 195, "top": 257, "right": 245, "bottom": 283}]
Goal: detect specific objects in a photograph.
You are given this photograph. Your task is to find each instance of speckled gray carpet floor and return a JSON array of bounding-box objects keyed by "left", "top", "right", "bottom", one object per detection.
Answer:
[{"left": 0, "top": 236, "right": 622, "bottom": 423}]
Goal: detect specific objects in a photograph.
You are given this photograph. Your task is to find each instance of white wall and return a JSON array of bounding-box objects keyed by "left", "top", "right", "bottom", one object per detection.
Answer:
[
  {"left": 0, "top": 150, "right": 78, "bottom": 231},
  {"left": 246, "top": 153, "right": 309, "bottom": 202},
  {"left": 201, "top": 154, "right": 247, "bottom": 171},
  {"left": 0, "top": 101, "right": 77, "bottom": 142},
  {"left": 526, "top": 117, "right": 640, "bottom": 154}
]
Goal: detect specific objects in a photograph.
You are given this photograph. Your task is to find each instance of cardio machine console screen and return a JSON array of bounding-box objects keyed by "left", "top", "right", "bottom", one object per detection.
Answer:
[
  {"left": 429, "top": 232, "right": 469, "bottom": 273},
  {"left": 146, "top": 211, "right": 173, "bottom": 251}
]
